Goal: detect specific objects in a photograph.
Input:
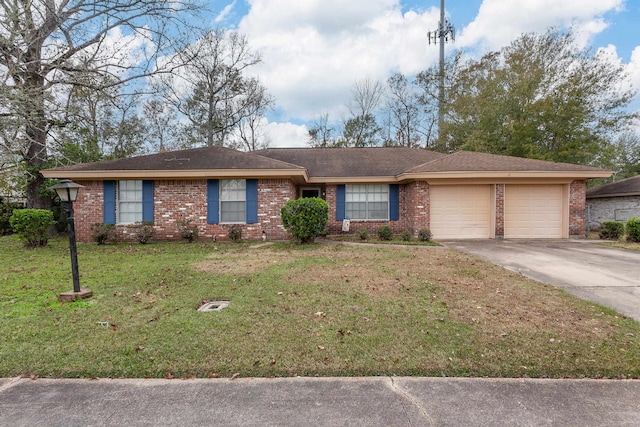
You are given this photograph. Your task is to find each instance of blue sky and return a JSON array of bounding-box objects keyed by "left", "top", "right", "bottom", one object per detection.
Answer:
[{"left": 206, "top": 0, "right": 640, "bottom": 147}]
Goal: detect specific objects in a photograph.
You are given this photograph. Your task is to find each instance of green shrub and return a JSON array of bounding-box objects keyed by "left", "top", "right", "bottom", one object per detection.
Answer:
[
  {"left": 9, "top": 209, "right": 55, "bottom": 248},
  {"left": 177, "top": 218, "right": 198, "bottom": 243},
  {"left": 90, "top": 223, "right": 116, "bottom": 245},
  {"left": 401, "top": 230, "right": 412, "bottom": 242},
  {"left": 356, "top": 228, "right": 369, "bottom": 241},
  {"left": 280, "top": 197, "right": 329, "bottom": 244},
  {"left": 625, "top": 218, "right": 640, "bottom": 242},
  {"left": 0, "top": 202, "right": 23, "bottom": 235},
  {"left": 599, "top": 221, "right": 624, "bottom": 240},
  {"left": 418, "top": 228, "right": 432, "bottom": 242},
  {"left": 376, "top": 225, "right": 393, "bottom": 241},
  {"left": 228, "top": 224, "right": 242, "bottom": 242},
  {"left": 131, "top": 222, "right": 155, "bottom": 244}
]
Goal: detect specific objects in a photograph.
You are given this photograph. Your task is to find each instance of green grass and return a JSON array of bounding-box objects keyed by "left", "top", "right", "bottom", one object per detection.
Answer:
[{"left": 1, "top": 235, "right": 639, "bottom": 379}]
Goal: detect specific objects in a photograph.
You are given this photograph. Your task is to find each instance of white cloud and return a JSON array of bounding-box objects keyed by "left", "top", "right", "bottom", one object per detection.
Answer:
[
  {"left": 459, "top": 0, "right": 624, "bottom": 51},
  {"left": 239, "top": 0, "right": 441, "bottom": 121},
  {"left": 264, "top": 121, "right": 309, "bottom": 148},
  {"left": 214, "top": 1, "right": 237, "bottom": 24}
]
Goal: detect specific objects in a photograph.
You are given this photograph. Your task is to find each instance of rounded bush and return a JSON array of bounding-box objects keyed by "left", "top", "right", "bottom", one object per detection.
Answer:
[
  {"left": 626, "top": 218, "right": 640, "bottom": 242},
  {"left": 90, "top": 223, "right": 116, "bottom": 244},
  {"left": 376, "top": 225, "right": 393, "bottom": 241},
  {"left": 281, "top": 197, "right": 329, "bottom": 244},
  {"left": 357, "top": 228, "right": 369, "bottom": 241},
  {"left": 599, "top": 221, "right": 623, "bottom": 240},
  {"left": 9, "top": 209, "right": 55, "bottom": 248},
  {"left": 418, "top": 228, "right": 432, "bottom": 242}
]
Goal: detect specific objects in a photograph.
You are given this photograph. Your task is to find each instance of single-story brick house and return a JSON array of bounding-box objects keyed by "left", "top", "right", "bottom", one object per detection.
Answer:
[
  {"left": 42, "top": 146, "right": 612, "bottom": 242},
  {"left": 586, "top": 175, "right": 640, "bottom": 230}
]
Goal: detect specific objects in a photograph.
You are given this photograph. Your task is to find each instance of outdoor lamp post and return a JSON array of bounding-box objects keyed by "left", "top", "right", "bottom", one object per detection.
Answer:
[{"left": 49, "top": 179, "right": 92, "bottom": 301}]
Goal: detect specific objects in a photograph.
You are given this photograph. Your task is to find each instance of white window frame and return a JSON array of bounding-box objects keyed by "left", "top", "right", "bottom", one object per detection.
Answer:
[
  {"left": 220, "top": 179, "right": 246, "bottom": 223},
  {"left": 345, "top": 184, "right": 389, "bottom": 220},
  {"left": 117, "top": 180, "right": 143, "bottom": 224}
]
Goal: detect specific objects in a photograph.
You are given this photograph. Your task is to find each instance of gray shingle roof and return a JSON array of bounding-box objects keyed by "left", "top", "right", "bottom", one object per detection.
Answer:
[
  {"left": 49, "top": 145, "right": 304, "bottom": 172},
  {"left": 405, "top": 151, "right": 608, "bottom": 173},
  {"left": 256, "top": 147, "right": 446, "bottom": 177},
  {"left": 586, "top": 175, "right": 640, "bottom": 198},
  {"left": 43, "top": 146, "right": 611, "bottom": 180}
]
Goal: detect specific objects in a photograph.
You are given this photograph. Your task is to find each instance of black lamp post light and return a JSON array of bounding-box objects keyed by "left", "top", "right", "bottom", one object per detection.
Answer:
[{"left": 49, "top": 179, "right": 92, "bottom": 302}]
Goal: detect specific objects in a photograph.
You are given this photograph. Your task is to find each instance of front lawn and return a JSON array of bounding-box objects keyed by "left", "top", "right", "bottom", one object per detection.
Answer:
[{"left": 1, "top": 235, "right": 639, "bottom": 379}]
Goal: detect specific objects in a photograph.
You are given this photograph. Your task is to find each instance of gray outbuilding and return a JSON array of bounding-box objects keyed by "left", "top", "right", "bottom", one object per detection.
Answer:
[{"left": 587, "top": 175, "right": 640, "bottom": 230}]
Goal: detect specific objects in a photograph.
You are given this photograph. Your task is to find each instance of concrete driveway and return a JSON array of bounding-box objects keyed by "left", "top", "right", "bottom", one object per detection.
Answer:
[{"left": 442, "top": 239, "right": 640, "bottom": 322}]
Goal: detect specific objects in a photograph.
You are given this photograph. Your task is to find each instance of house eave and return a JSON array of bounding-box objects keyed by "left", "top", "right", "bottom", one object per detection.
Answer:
[
  {"left": 397, "top": 170, "right": 614, "bottom": 183},
  {"left": 41, "top": 168, "right": 310, "bottom": 184},
  {"left": 586, "top": 192, "right": 640, "bottom": 199},
  {"left": 306, "top": 176, "right": 398, "bottom": 184}
]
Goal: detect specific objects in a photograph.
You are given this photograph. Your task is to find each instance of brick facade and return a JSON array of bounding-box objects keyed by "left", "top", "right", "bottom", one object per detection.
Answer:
[
  {"left": 72, "top": 178, "right": 589, "bottom": 242},
  {"left": 73, "top": 178, "right": 296, "bottom": 243}
]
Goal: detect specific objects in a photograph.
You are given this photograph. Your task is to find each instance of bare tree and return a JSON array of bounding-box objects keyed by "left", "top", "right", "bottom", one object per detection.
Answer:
[
  {"left": 143, "top": 99, "right": 179, "bottom": 152},
  {"left": 342, "top": 78, "right": 384, "bottom": 146},
  {"left": 163, "top": 29, "right": 270, "bottom": 148},
  {"left": 384, "top": 73, "right": 424, "bottom": 147},
  {"left": 0, "top": 0, "right": 201, "bottom": 208}
]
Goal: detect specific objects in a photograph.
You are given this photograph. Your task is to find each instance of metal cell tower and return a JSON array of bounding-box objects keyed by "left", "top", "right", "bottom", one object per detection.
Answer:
[{"left": 428, "top": 0, "right": 455, "bottom": 139}]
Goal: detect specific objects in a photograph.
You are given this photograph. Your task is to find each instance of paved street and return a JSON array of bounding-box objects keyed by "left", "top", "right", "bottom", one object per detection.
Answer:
[{"left": 442, "top": 239, "right": 640, "bottom": 321}]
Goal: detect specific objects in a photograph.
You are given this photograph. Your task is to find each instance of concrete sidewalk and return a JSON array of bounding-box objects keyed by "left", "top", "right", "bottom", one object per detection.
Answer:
[{"left": 1, "top": 376, "right": 639, "bottom": 426}]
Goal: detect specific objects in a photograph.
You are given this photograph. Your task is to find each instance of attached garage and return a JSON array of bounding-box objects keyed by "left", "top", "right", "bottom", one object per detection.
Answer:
[
  {"left": 430, "top": 185, "right": 492, "bottom": 239},
  {"left": 504, "top": 185, "right": 565, "bottom": 238}
]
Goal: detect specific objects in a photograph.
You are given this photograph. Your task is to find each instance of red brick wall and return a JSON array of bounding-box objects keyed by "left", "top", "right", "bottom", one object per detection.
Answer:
[
  {"left": 495, "top": 184, "right": 504, "bottom": 238},
  {"left": 404, "top": 181, "right": 430, "bottom": 233},
  {"left": 325, "top": 184, "right": 413, "bottom": 235},
  {"left": 73, "top": 179, "right": 296, "bottom": 243},
  {"left": 73, "top": 180, "right": 104, "bottom": 243},
  {"left": 569, "top": 180, "right": 586, "bottom": 237}
]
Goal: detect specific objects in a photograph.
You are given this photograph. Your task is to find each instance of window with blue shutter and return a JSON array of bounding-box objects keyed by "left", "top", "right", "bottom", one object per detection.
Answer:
[
  {"left": 246, "top": 179, "right": 258, "bottom": 224},
  {"left": 389, "top": 184, "right": 399, "bottom": 221},
  {"left": 103, "top": 181, "right": 116, "bottom": 224},
  {"left": 336, "top": 185, "right": 346, "bottom": 221},
  {"left": 207, "top": 179, "right": 220, "bottom": 224},
  {"left": 142, "top": 180, "right": 154, "bottom": 223}
]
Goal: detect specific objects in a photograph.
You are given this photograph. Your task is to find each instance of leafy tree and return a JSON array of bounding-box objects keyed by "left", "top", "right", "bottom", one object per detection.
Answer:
[
  {"left": 417, "top": 29, "right": 638, "bottom": 165},
  {"left": 342, "top": 114, "right": 381, "bottom": 147},
  {"left": 0, "top": 0, "right": 201, "bottom": 208}
]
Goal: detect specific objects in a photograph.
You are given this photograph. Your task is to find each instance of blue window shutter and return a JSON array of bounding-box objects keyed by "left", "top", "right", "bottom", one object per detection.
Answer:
[
  {"left": 336, "top": 185, "right": 346, "bottom": 221},
  {"left": 103, "top": 181, "right": 116, "bottom": 224},
  {"left": 207, "top": 180, "right": 219, "bottom": 224},
  {"left": 246, "top": 179, "right": 258, "bottom": 224},
  {"left": 142, "top": 181, "right": 154, "bottom": 223},
  {"left": 389, "top": 184, "right": 399, "bottom": 221}
]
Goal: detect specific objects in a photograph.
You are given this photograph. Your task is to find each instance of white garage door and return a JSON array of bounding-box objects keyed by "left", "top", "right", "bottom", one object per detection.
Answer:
[
  {"left": 505, "top": 185, "right": 564, "bottom": 238},
  {"left": 430, "top": 185, "right": 492, "bottom": 239}
]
